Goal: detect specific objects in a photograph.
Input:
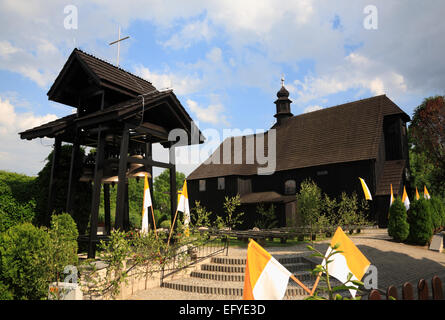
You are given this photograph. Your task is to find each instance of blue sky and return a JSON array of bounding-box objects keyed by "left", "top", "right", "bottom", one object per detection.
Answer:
[{"left": 0, "top": 0, "right": 444, "bottom": 176}]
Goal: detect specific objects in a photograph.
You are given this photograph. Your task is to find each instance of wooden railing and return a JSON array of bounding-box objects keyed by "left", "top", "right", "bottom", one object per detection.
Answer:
[{"left": 368, "top": 275, "right": 444, "bottom": 300}]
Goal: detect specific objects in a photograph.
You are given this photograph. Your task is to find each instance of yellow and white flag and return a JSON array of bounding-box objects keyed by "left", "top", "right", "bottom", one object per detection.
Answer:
[
  {"left": 402, "top": 186, "right": 410, "bottom": 210},
  {"left": 359, "top": 177, "right": 372, "bottom": 200},
  {"left": 177, "top": 180, "right": 190, "bottom": 236},
  {"left": 322, "top": 227, "right": 371, "bottom": 298},
  {"left": 141, "top": 174, "right": 152, "bottom": 235},
  {"left": 416, "top": 187, "right": 420, "bottom": 200},
  {"left": 424, "top": 185, "right": 431, "bottom": 200},
  {"left": 243, "top": 240, "right": 292, "bottom": 300},
  {"left": 390, "top": 184, "right": 394, "bottom": 207}
]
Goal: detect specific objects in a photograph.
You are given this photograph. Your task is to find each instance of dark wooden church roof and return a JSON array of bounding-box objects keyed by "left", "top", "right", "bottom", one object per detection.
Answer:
[{"left": 187, "top": 94, "right": 410, "bottom": 180}]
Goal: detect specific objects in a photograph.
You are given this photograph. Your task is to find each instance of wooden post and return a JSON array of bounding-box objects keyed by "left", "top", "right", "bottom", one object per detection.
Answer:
[
  {"left": 432, "top": 275, "right": 443, "bottom": 300},
  {"left": 402, "top": 282, "right": 414, "bottom": 300},
  {"left": 103, "top": 184, "right": 111, "bottom": 235},
  {"left": 115, "top": 125, "right": 129, "bottom": 230},
  {"left": 145, "top": 142, "right": 155, "bottom": 230},
  {"left": 66, "top": 136, "right": 80, "bottom": 214},
  {"left": 417, "top": 278, "right": 429, "bottom": 300},
  {"left": 169, "top": 145, "right": 177, "bottom": 233},
  {"left": 88, "top": 130, "right": 106, "bottom": 259},
  {"left": 123, "top": 183, "right": 130, "bottom": 231},
  {"left": 47, "top": 136, "right": 62, "bottom": 226}
]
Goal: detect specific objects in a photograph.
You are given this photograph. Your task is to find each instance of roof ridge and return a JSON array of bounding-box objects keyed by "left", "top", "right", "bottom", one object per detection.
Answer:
[
  {"left": 74, "top": 48, "right": 155, "bottom": 86},
  {"left": 295, "top": 94, "right": 387, "bottom": 119}
]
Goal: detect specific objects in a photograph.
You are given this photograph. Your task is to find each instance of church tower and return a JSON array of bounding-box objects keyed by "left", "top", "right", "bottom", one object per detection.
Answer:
[{"left": 274, "top": 77, "right": 293, "bottom": 125}]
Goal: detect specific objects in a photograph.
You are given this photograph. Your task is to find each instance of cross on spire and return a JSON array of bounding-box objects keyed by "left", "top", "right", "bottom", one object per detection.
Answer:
[
  {"left": 109, "top": 26, "right": 130, "bottom": 67},
  {"left": 281, "top": 74, "right": 285, "bottom": 87}
]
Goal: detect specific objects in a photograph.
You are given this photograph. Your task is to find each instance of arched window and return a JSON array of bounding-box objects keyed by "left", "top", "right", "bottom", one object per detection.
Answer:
[{"left": 284, "top": 180, "right": 296, "bottom": 195}]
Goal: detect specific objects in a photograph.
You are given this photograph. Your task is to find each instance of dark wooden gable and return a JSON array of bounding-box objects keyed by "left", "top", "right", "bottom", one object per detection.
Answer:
[{"left": 47, "top": 48, "right": 157, "bottom": 114}]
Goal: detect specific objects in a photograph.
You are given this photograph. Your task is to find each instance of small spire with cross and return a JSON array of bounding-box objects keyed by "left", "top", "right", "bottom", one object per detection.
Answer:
[
  {"left": 109, "top": 25, "right": 130, "bottom": 68},
  {"left": 281, "top": 73, "right": 285, "bottom": 87}
]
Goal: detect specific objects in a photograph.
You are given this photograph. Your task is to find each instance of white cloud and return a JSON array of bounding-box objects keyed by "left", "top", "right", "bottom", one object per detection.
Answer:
[
  {"left": 0, "top": 97, "right": 58, "bottom": 175},
  {"left": 134, "top": 65, "right": 203, "bottom": 95},
  {"left": 186, "top": 99, "right": 229, "bottom": 126},
  {"left": 291, "top": 53, "right": 408, "bottom": 105},
  {"left": 162, "top": 18, "right": 214, "bottom": 50},
  {"left": 304, "top": 105, "right": 323, "bottom": 113}
]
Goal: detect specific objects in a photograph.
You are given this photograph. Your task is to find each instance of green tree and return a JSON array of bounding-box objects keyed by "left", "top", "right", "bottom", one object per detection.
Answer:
[
  {"left": 153, "top": 169, "right": 186, "bottom": 218},
  {"left": 409, "top": 96, "right": 445, "bottom": 197},
  {"left": 222, "top": 195, "right": 244, "bottom": 230},
  {"left": 388, "top": 198, "right": 410, "bottom": 242},
  {"left": 0, "top": 223, "right": 52, "bottom": 300},
  {"left": 255, "top": 203, "right": 277, "bottom": 229},
  {"left": 407, "top": 198, "right": 434, "bottom": 245},
  {"left": 296, "top": 179, "right": 323, "bottom": 237},
  {"left": 34, "top": 145, "right": 92, "bottom": 234}
]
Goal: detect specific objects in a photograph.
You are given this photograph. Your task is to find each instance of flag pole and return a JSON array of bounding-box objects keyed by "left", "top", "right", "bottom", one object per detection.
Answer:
[
  {"left": 310, "top": 272, "right": 322, "bottom": 295},
  {"left": 167, "top": 207, "right": 179, "bottom": 248},
  {"left": 150, "top": 205, "right": 158, "bottom": 239},
  {"left": 290, "top": 274, "right": 312, "bottom": 295}
]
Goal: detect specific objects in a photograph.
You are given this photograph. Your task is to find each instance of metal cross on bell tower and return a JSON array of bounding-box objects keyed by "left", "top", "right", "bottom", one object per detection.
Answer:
[{"left": 109, "top": 26, "right": 130, "bottom": 67}]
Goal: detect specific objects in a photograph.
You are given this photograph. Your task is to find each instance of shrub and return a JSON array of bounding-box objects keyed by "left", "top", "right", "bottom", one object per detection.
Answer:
[
  {"left": 407, "top": 198, "right": 434, "bottom": 245},
  {"left": 388, "top": 198, "right": 410, "bottom": 242},
  {"left": 48, "top": 213, "right": 79, "bottom": 282},
  {"left": 430, "top": 197, "right": 445, "bottom": 230},
  {"left": 159, "top": 219, "right": 171, "bottom": 229},
  {"left": 0, "top": 194, "right": 35, "bottom": 233},
  {"left": 0, "top": 223, "right": 52, "bottom": 299},
  {"left": 223, "top": 195, "right": 244, "bottom": 230},
  {"left": 0, "top": 281, "right": 13, "bottom": 300},
  {"left": 429, "top": 197, "right": 443, "bottom": 232},
  {"left": 255, "top": 203, "right": 277, "bottom": 229},
  {"left": 296, "top": 179, "right": 322, "bottom": 232},
  {"left": 191, "top": 201, "right": 212, "bottom": 228}
]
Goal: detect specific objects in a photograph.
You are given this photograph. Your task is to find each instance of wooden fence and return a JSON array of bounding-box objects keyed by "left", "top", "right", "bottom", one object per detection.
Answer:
[
  {"left": 368, "top": 275, "right": 444, "bottom": 300},
  {"left": 198, "top": 225, "right": 378, "bottom": 243}
]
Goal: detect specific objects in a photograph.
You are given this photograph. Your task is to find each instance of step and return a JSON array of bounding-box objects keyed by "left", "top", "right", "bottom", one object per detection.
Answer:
[
  {"left": 161, "top": 277, "right": 313, "bottom": 298},
  {"left": 201, "top": 262, "right": 313, "bottom": 273},
  {"left": 210, "top": 255, "right": 311, "bottom": 266},
  {"left": 190, "top": 270, "right": 317, "bottom": 282}
]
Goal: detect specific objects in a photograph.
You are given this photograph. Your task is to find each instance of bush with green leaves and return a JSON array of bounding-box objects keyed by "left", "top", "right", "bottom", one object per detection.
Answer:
[
  {"left": 296, "top": 179, "right": 323, "bottom": 235},
  {"left": 0, "top": 223, "right": 52, "bottom": 300},
  {"left": 0, "top": 281, "right": 13, "bottom": 300},
  {"left": 429, "top": 197, "right": 445, "bottom": 232},
  {"left": 48, "top": 213, "right": 79, "bottom": 283},
  {"left": 191, "top": 201, "right": 212, "bottom": 228},
  {"left": 407, "top": 198, "right": 434, "bottom": 245},
  {"left": 388, "top": 198, "right": 410, "bottom": 242},
  {"left": 0, "top": 194, "right": 35, "bottom": 233},
  {"left": 255, "top": 203, "right": 277, "bottom": 229},
  {"left": 222, "top": 195, "right": 244, "bottom": 230}
]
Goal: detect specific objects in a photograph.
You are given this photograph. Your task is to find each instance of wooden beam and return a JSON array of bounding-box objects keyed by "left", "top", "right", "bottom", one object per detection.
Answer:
[
  {"left": 169, "top": 145, "right": 177, "bottom": 231},
  {"left": 115, "top": 125, "right": 130, "bottom": 230},
  {"left": 145, "top": 142, "right": 155, "bottom": 230},
  {"left": 66, "top": 135, "right": 80, "bottom": 214},
  {"left": 103, "top": 184, "right": 111, "bottom": 235},
  {"left": 47, "top": 136, "right": 62, "bottom": 226},
  {"left": 88, "top": 129, "right": 106, "bottom": 258}
]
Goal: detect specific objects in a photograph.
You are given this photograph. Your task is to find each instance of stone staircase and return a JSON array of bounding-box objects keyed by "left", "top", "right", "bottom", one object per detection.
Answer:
[{"left": 161, "top": 254, "right": 321, "bottom": 299}]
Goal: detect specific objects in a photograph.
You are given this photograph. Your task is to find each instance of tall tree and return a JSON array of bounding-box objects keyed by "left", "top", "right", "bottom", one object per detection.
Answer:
[{"left": 409, "top": 96, "right": 445, "bottom": 196}]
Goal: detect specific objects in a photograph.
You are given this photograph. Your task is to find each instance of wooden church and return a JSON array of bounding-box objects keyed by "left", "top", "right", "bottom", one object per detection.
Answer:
[
  {"left": 187, "top": 84, "right": 410, "bottom": 228},
  {"left": 20, "top": 48, "right": 203, "bottom": 257}
]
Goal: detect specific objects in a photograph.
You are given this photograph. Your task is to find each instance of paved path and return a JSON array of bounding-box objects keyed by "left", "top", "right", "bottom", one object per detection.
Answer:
[{"left": 130, "top": 229, "right": 445, "bottom": 300}]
